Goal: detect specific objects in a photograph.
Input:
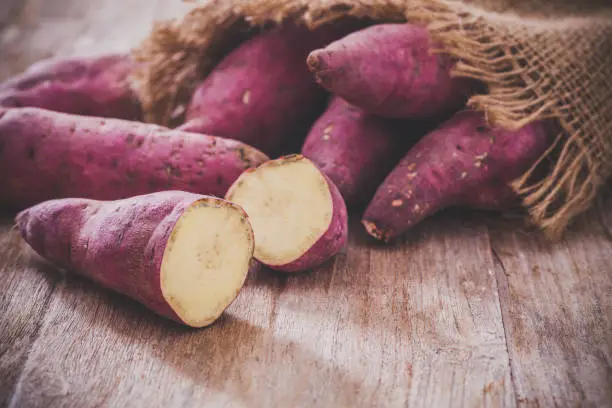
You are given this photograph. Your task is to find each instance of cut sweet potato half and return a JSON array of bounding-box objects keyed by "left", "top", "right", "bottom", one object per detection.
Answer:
[
  {"left": 16, "top": 191, "right": 255, "bottom": 328},
  {"left": 225, "top": 155, "right": 348, "bottom": 273}
]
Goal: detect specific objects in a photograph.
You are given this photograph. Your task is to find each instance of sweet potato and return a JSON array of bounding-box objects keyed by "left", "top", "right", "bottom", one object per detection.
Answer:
[
  {"left": 306, "top": 23, "right": 474, "bottom": 120},
  {"left": 0, "top": 107, "right": 269, "bottom": 210},
  {"left": 15, "top": 191, "right": 254, "bottom": 327},
  {"left": 0, "top": 53, "right": 141, "bottom": 120},
  {"left": 301, "top": 97, "right": 427, "bottom": 207},
  {"left": 225, "top": 154, "right": 348, "bottom": 273},
  {"left": 178, "top": 23, "right": 361, "bottom": 156},
  {"left": 362, "top": 110, "right": 551, "bottom": 242}
]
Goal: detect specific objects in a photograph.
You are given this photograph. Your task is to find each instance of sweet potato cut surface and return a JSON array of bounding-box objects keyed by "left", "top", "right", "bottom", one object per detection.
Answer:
[
  {"left": 16, "top": 191, "right": 254, "bottom": 328},
  {"left": 225, "top": 155, "right": 348, "bottom": 273}
]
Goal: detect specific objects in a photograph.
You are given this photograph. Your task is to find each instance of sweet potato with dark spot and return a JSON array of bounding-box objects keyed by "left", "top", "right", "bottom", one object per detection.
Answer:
[
  {"left": 307, "top": 23, "right": 475, "bottom": 120},
  {"left": 362, "top": 110, "right": 551, "bottom": 242},
  {"left": 16, "top": 191, "right": 255, "bottom": 328},
  {"left": 0, "top": 53, "right": 142, "bottom": 120},
  {"left": 0, "top": 107, "right": 269, "bottom": 210},
  {"left": 301, "top": 97, "right": 426, "bottom": 207},
  {"left": 178, "top": 23, "right": 362, "bottom": 156}
]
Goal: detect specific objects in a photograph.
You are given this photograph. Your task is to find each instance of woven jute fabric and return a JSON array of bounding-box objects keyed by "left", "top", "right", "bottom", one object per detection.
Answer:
[{"left": 131, "top": 0, "right": 612, "bottom": 239}]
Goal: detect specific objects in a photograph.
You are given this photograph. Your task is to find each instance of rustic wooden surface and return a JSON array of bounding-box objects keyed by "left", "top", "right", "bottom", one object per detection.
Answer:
[{"left": 0, "top": 1, "right": 610, "bottom": 407}]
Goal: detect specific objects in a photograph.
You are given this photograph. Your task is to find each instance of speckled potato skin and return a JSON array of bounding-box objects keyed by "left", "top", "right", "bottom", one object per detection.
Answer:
[
  {"left": 362, "top": 110, "right": 551, "bottom": 242},
  {"left": 178, "top": 23, "right": 360, "bottom": 157},
  {"left": 15, "top": 191, "right": 246, "bottom": 326},
  {"left": 0, "top": 53, "right": 142, "bottom": 120},
  {"left": 272, "top": 168, "right": 348, "bottom": 274},
  {"left": 301, "top": 97, "right": 424, "bottom": 207},
  {"left": 0, "top": 107, "right": 269, "bottom": 210},
  {"left": 307, "top": 23, "right": 474, "bottom": 120}
]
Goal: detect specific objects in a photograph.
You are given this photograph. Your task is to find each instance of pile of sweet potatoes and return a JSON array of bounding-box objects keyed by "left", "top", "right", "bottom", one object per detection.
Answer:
[{"left": 1, "top": 20, "right": 553, "bottom": 328}]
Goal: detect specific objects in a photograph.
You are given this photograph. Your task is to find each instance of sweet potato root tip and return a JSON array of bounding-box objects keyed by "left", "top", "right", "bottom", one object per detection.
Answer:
[
  {"left": 306, "top": 51, "right": 326, "bottom": 77},
  {"left": 15, "top": 191, "right": 255, "bottom": 328},
  {"left": 225, "top": 155, "right": 348, "bottom": 273},
  {"left": 361, "top": 220, "right": 389, "bottom": 242}
]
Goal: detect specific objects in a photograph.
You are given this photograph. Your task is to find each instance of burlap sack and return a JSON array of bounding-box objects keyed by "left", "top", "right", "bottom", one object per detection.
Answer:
[{"left": 131, "top": 0, "right": 612, "bottom": 239}]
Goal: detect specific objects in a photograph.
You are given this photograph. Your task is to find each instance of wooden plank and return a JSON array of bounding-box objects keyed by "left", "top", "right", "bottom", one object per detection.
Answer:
[
  {"left": 0, "top": 220, "right": 59, "bottom": 407},
  {"left": 6, "top": 215, "right": 514, "bottom": 407},
  {"left": 488, "top": 194, "right": 612, "bottom": 408},
  {"left": 0, "top": 0, "right": 191, "bottom": 80},
  {"left": 0, "top": 0, "right": 23, "bottom": 32}
]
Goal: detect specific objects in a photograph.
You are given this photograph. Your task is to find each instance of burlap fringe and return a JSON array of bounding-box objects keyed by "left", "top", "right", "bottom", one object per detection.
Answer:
[{"left": 132, "top": 0, "right": 612, "bottom": 239}]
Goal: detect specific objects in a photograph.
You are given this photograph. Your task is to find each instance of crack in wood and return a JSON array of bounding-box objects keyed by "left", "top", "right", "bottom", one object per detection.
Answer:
[
  {"left": 490, "top": 245, "right": 521, "bottom": 408},
  {"left": 6, "top": 277, "right": 59, "bottom": 408}
]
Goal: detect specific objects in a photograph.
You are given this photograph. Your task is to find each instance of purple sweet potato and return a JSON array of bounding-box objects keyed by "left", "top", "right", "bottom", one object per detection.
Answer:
[
  {"left": 15, "top": 191, "right": 255, "bottom": 327},
  {"left": 0, "top": 107, "right": 269, "bottom": 210},
  {"left": 178, "top": 23, "right": 362, "bottom": 157},
  {"left": 225, "top": 154, "right": 348, "bottom": 273},
  {"left": 362, "top": 110, "right": 551, "bottom": 242},
  {"left": 301, "top": 97, "right": 427, "bottom": 206},
  {"left": 0, "top": 53, "right": 141, "bottom": 120},
  {"left": 307, "top": 23, "right": 475, "bottom": 120}
]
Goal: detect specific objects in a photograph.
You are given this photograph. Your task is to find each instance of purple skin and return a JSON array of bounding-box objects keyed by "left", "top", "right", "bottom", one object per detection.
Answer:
[
  {"left": 362, "top": 110, "right": 551, "bottom": 242},
  {"left": 0, "top": 53, "right": 142, "bottom": 120},
  {"left": 15, "top": 191, "right": 234, "bottom": 325},
  {"left": 178, "top": 23, "right": 362, "bottom": 157},
  {"left": 301, "top": 97, "right": 426, "bottom": 207},
  {"left": 270, "top": 170, "right": 348, "bottom": 273},
  {"left": 307, "top": 23, "right": 475, "bottom": 120},
  {"left": 0, "top": 107, "right": 269, "bottom": 210}
]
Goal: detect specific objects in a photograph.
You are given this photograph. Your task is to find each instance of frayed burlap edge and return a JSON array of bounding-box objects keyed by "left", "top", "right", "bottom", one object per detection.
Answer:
[
  {"left": 405, "top": 1, "right": 612, "bottom": 239},
  {"left": 131, "top": 0, "right": 612, "bottom": 239}
]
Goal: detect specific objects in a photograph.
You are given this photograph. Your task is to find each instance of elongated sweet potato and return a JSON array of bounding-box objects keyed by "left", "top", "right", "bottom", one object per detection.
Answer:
[
  {"left": 178, "top": 23, "right": 361, "bottom": 156},
  {"left": 225, "top": 155, "right": 348, "bottom": 273},
  {"left": 0, "top": 53, "right": 141, "bottom": 120},
  {"left": 307, "top": 23, "right": 474, "bottom": 120},
  {"left": 301, "top": 97, "right": 426, "bottom": 207},
  {"left": 0, "top": 107, "right": 268, "bottom": 210},
  {"left": 16, "top": 191, "right": 254, "bottom": 327},
  {"left": 362, "top": 110, "right": 551, "bottom": 242}
]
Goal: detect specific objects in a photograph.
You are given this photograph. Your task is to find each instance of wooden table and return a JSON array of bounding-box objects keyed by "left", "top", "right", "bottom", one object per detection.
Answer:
[{"left": 1, "top": 1, "right": 610, "bottom": 407}]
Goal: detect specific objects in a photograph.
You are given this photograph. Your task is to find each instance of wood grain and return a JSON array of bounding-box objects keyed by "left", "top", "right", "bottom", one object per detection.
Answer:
[
  {"left": 0, "top": 0, "right": 23, "bottom": 32},
  {"left": 0, "top": 0, "right": 191, "bottom": 81},
  {"left": 0, "top": 220, "right": 58, "bottom": 408},
  {"left": 5, "top": 217, "right": 515, "bottom": 408},
  {"left": 488, "top": 195, "right": 612, "bottom": 408}
]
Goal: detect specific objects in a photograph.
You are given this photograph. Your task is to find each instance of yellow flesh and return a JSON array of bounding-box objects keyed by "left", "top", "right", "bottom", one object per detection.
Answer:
[
  {"left": 160, "top": 201, "right": 253, "bottom": 328},
  {"left": 226, "top": 158, "right": 333, "bottom": 266}
]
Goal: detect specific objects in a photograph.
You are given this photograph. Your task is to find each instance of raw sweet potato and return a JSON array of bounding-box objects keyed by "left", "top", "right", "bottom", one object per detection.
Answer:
[
  {"left": 301, "top": 97, "right": 427, "bottom": 207},
  {"left": 0, "top": 53, "right": 141, "bottom": 120},
  {"left": 0, "top": 107, "right": 269, "bottom": 210},
  {"left": 306, "top": 23, "right": 474, "bottom": 120},
  {"left": 225, "top": 154, "right": 348, "bottom": 273},
  {"left": 178, "top": 23, "right": 362, "bottom": 156},
  {"left": 16, "top": 191, "right": 255, "bottom": 328},
  {"left": 362, "top": 110, "right": 551, "bottom": 242}
]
